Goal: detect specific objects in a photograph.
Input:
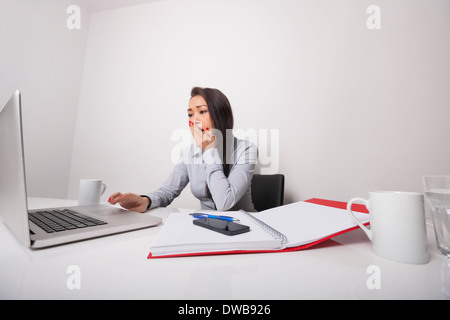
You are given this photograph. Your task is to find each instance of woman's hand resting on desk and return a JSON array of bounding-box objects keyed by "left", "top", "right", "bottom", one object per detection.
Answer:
[{"left": 108, "top": 192, "right": 150, "bottom": 213}]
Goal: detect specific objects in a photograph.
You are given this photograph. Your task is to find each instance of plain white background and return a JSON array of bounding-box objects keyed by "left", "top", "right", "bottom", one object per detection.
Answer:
[
  {"left": 0, "top": 0, "right": 90, "bottom": 199},
  {"left": 1, "top": 0, "right": 449, "bottom": 209}
]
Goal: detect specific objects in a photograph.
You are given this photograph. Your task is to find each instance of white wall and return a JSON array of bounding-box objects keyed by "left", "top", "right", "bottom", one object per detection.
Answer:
[
  {"left": 67, "top": 0, "right": 450, "bottom": 209},
  {"left": 0, "top": 0, "right": 90, "bottom": 198}
]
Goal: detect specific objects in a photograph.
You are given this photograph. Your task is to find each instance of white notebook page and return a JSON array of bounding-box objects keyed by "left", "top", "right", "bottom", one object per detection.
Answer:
[
  {"left": 150, "top": 210, "right": 282, "bottom": 256},
  {"left": 255, "top": 201, "right": 370, "bottom": 247}
]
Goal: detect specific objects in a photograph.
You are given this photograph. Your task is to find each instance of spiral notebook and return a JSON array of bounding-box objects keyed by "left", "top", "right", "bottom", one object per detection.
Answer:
[{"left": 148, "top": 199, "right": 370, "bottom": 259}]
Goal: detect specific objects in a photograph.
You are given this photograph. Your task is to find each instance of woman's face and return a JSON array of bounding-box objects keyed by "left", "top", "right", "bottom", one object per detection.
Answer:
[{"left": 187, "top": 95, "right": 215, "bottom": 149}]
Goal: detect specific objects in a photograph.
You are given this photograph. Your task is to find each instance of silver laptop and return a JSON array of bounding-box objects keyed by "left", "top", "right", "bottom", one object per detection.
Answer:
[{"left": 0, "top": 90, "right": 162, "bottom": 249}]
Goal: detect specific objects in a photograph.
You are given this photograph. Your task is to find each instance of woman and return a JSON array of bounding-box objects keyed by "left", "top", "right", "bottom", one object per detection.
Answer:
[{"left": 108, "top": 87, "right": 257, "bottom": 212}]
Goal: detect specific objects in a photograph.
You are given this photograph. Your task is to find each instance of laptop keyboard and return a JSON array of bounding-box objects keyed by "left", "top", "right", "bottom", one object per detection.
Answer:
[{"left": 29, "top": 209, "right": 107, "bottom": 233}]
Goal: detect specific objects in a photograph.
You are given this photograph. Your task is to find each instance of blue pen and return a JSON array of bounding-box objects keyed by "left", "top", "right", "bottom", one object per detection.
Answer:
[{"left": 189, "top": 213, "right": 240, "bottom": 222}]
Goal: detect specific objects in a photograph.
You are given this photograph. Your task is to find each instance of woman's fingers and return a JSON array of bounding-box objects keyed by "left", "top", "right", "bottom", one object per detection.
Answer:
[{"left": 108, "top": 192, "right": 123, "bottom": 205}]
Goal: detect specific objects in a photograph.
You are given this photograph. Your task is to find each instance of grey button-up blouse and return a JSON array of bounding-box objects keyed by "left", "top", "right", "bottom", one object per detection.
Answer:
[{"left": 144, "top": 138, "right": 257, "bottom": 212}]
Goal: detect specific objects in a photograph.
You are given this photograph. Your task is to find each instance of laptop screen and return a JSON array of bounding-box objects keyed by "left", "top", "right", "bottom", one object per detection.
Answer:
[{"left": 0, "top": 91, "right": 31, "bottom": 247}]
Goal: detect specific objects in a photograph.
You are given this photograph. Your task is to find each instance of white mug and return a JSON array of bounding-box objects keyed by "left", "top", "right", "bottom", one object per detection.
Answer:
[
  {"left": 347, "top": 191, "right": 429, "bottom": 264},
  {"left": 78, "top": 179, "right": 106, "bottom": 206}
]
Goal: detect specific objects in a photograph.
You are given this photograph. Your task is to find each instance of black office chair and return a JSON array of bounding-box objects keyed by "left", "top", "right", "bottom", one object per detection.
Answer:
[{"left": 251, "top": 174, "right": 285, "bottom": 211}]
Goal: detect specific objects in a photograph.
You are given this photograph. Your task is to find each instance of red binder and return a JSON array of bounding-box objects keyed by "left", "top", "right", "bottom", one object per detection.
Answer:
[{"left": 147, "top": 198, "right": 369, "bottom": 259}]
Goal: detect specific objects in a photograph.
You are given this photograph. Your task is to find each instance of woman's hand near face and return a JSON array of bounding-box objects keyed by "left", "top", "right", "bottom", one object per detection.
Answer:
[
  {"left": 191, "top": 122, "right": 215, "bottom": 150},
  {"left": 188, "top": 95, "right": 216, "bottom": 150},
  {"left": 202, "top": 127, "right": 216, "bottom": 150},
  {"left": 108, "top": 192, "right": 150, "bottom": 213}
]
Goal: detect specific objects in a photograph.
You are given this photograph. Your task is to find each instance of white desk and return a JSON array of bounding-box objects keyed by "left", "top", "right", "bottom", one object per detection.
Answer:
[{"left": 1, "top": 197, "right": 449, "bottom": 300}]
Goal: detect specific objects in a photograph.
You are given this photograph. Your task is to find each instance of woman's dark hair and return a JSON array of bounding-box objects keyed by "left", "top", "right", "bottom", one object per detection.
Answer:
[{"left": 191, "top": 87, "right": 234, "bottom": 177}]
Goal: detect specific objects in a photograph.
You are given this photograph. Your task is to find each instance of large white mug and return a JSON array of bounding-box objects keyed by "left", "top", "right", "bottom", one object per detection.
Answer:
[
  {"left": 347, "top": 191, "right": 429, "bottom": 264},
  {"left": 78, "top": 179, "right": 106, "bottom": 206}
]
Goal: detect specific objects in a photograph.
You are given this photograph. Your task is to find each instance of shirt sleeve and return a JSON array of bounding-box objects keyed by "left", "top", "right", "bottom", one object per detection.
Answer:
[
  {"left": 143, "top": 161, "right": 189, "bottom": 209},
  {"left": 203, "top": 142, "right": 257, "bottom": 211}
]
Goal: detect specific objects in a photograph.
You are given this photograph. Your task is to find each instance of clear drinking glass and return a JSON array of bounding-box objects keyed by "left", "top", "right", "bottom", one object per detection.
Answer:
[{"left": 423, "top": 176, "right": 450, "bottom": 258}]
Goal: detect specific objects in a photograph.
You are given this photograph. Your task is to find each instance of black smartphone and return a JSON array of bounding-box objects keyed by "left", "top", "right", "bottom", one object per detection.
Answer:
[{"left": 193, "top": 218, "right": 250, "bottom": 236}]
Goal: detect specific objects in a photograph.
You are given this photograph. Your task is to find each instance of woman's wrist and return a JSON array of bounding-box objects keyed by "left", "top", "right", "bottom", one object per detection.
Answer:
[{"left": 140, "top": 195, "right": 151, "bottom": 210}]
